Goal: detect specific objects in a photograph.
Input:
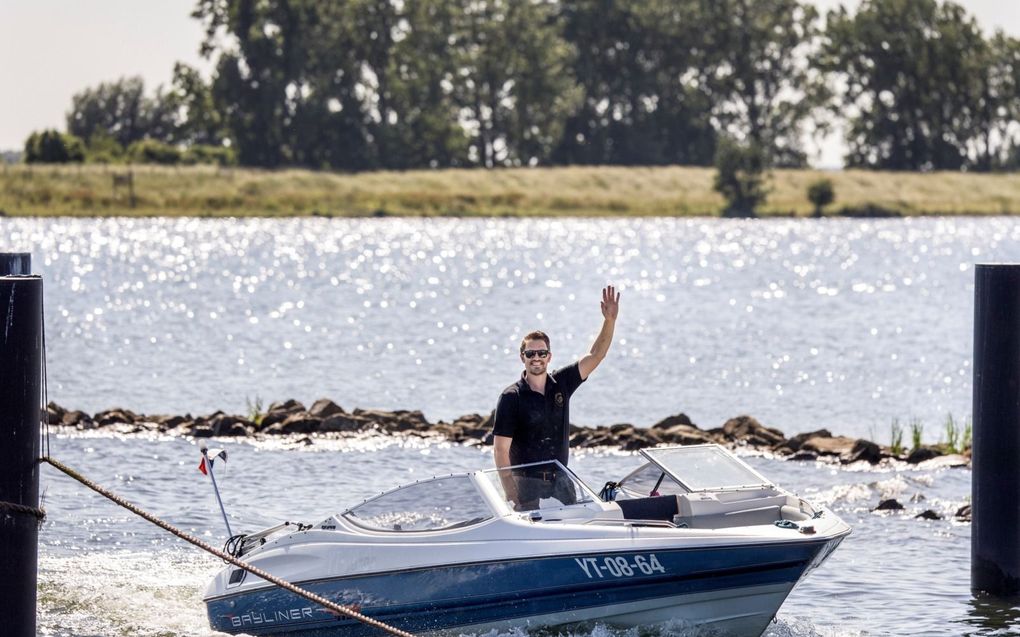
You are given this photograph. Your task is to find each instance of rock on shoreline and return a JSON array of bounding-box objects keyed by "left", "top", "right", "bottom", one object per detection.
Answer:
[{"left": 44, "top": 400, "right": 970, "bottom": 467}]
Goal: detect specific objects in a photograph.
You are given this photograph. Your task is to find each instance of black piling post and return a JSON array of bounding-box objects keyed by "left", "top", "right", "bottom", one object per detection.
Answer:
[
  {"left": 972, "top": 264, "right": 1020, "bottom": 597},
  {"left": 0, "top": 252, "right": 31, "bottom": 275},
  {"left": 0, "top": 252, "right": 43, "bottom": 636}
]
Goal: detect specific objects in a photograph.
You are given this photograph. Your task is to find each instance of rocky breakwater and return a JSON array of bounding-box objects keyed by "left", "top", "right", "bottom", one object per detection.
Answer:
[
  {"left": 45, "top": 400, "right": 971, "bottom": 468},
  {"left": 44, "top": 399, "right": 490, "bottom": 444}
]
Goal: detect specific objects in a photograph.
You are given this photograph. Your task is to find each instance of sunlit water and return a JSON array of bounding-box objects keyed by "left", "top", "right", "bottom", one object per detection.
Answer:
[
  {"left": 4, "top": 217, "right": 1017, "bottom": 439},
  {"left": 4, "top": 217, "right": 1018, "bottom": 635}
]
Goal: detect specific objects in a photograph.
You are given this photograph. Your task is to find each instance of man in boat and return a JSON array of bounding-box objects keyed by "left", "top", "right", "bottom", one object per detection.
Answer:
[{"left": 492, "top": 285, "right": 620, "bottom": 510}]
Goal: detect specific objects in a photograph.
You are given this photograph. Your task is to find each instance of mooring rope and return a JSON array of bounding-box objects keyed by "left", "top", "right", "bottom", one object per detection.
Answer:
[
  {"left": 41, "top": 455, "right": 416, "bottom": 637},
  {"left": 0, "top": 499, "right": 46, "bottom": 522}
]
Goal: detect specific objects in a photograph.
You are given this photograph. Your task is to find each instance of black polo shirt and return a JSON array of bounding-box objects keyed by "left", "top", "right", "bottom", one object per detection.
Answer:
[{"left": 492, "top": 362, "right": 585, "bottom": 467}]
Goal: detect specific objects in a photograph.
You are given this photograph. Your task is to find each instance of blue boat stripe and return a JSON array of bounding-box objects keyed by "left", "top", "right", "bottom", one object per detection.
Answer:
[
  {"left": 206, "top": 536, "right": 834, "bottom": 604},
  {"left": 348, "top": 558, "right": 807, "bottom": 615},
  {"left": 207, "top": 538, "right": 843, "bottom": 635}
]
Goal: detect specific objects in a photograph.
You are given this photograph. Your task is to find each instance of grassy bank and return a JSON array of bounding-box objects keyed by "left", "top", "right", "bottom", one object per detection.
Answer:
[{"left": 3, "top": 163, "right": 1020, "bottom": 217}]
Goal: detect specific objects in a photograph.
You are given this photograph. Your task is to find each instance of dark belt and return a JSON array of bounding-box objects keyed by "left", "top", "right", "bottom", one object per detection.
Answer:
[{"left": 518, "top": 469, "right": 559, "bottom": 481}]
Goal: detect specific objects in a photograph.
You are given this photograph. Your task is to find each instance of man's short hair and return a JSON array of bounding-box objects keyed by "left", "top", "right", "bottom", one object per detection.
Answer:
[{"left": 520, "top": 331, "right": 550, "bottom": 353}]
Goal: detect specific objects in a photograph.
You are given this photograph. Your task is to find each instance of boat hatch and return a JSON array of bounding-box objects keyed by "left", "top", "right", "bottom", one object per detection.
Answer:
[
  {"left": 637, "top": 445, "right": 773, "bottom": 493},
  {"left": 227, "top": 568, "right": 246, "bottom": 587},
  {"left": 342, "top": 475, "right": 493, "bottom": 532}
]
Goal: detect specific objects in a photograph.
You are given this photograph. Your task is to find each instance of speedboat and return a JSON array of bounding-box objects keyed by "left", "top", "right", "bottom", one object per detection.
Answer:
[{"left": 204, "top": 444, "right": 850, "bottom": 637}]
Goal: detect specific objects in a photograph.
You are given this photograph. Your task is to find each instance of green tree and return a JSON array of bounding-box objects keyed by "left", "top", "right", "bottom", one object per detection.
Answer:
[
  {"left": 383, "top": 0, "right": 471, "bottom": 168},
  {"left": 554, "top": 0, "right": 717, "bottom": 166},
  {"left": 452, "top": 0, "right": 580, "bottom": 166},
  {"left": 66, "top": 77, "right": 177, "bottom": 147},
  {"left": 83, "top": 133, "right": 125, "bottom": 163},
  {"left": 289, "top": 2, "right": 377, "bottom": 170},
  {"left": 969, "top": 32, "right": 1020, "bottom": 171},
  {"left": 713, "top": 137, "right": 768, "bottom": 217},
  {"left": 182, "top": 144, "right": 238, "bottom": 166},
  {"left": 704, "top": 0, "right": 822, "bottom": 168},
  {"left": 194, "top": 0, "right": 319, "bottom": 167},
  {"left": 348, "top": 0, "right": 400, "bottom": 167},
  {"left": 170, "top": 62, "right": 228, "bottom": 146},
  {"left": 807, "top": 178, "right": 835, "bottom": 217},
  {"left": 307, "top": 0, "right": 468, "bottom": 170},
  {"left": 821, "top": 0, "right": 986, "bottom": 170},
  {"left": 24, "top": 130, "right": 86, "bottom": 163},
  {"left": 127, "top": 139, "right": 183, "bottom": 164}
]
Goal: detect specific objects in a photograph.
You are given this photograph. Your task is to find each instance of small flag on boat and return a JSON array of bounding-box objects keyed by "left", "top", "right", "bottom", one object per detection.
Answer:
[{"left": 198, "top": 448, "right": 227, "bottom": 475}]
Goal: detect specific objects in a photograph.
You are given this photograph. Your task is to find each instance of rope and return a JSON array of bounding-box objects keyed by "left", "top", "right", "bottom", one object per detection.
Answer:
[
  {"left": 41, "top": 456, "right": 416, "bottom": 637},
  {"left": 0, "top": 499, "right": 46, "bottom": 522}
]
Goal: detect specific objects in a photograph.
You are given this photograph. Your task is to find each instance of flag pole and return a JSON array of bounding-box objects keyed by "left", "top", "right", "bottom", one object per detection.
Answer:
[{"left": 201, "top": 447, "right": 234, "bottom": 538}]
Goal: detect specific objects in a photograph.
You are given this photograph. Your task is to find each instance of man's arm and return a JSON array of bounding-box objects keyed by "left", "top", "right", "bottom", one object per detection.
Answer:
[
  {"left": 493, "top": 435, "right": 513, "bottom": 469},
  {"left": 578, "top": 285, "right": 620, "bottom": 380},
  {"left": 492, "top": 393, "right": 521, "bottom": 505},
  {"left": 492, "top": 435, "right": 519, "bottom": 506}
]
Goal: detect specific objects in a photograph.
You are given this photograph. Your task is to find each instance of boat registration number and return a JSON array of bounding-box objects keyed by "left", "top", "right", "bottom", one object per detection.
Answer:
[{"left": 574, "top": 554, "right": 666, "bottom": 578}]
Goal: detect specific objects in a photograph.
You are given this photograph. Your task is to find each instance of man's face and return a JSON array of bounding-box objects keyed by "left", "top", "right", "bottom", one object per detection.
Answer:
[{"left": 520, "top": 339, "right": 551, "bottom": 376}]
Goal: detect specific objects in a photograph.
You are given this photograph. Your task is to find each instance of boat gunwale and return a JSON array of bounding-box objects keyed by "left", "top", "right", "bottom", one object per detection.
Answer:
[{"left": 202, "top": 528, "right": 850, "bottom": 604}]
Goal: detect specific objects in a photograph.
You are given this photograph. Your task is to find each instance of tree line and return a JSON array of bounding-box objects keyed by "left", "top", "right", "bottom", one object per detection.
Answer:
[{"left": 24, "top": 0, "right": 1020, "bottom": 173}]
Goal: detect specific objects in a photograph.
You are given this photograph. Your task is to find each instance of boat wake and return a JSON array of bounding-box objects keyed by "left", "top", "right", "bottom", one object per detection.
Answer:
[{"left": 38, "top": 551, "right": 225, "bottom": 637}]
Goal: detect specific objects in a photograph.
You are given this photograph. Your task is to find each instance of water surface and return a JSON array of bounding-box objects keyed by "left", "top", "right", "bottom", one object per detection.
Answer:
[
  {"left": 5, "top": 216, "right": 1015, "bottom": 440},
  {"left": 5, "top": 216, "right": 1016, "bottom": 635}
]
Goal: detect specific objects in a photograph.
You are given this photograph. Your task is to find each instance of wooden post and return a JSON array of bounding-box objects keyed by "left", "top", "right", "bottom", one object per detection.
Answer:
[
  {"left": 112, "top": 171, "right": 136, "bottom": 208},
  {"left": 972, "top": 264, "right": 1020, "bottom": 596},
  {"left": 0, "top": 253, "right": 43, "bottom": 637},
  {"left": 0, "top": 253, "right": 31, "bottom": 275}
]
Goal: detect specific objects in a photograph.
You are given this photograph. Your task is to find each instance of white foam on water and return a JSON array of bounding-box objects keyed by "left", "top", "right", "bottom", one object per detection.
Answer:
[
  {"left": 804, "top": 481, "right": 874, "bottom": 508},
  {"left": 51, "top": 427, "right": 441, "bottom": 455},
  {"left": 766, "top": 616, "right": 867, "bottom": 637},
  {"left": 38, "top": 550, "right": 231, "bottom": 637},
  {"left": 460, "top": 615, "right": 851, "bottom": 637},
  {"left": 466, "top": 619, "right": 717, "bottom": 637}
]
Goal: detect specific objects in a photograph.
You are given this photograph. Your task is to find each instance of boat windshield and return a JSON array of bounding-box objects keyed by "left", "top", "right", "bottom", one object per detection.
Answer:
[
  {"left": 618, "top": 462, "right": 688, "bottom": 497},
  {"left": 639, "top": 445, "right": 772, "bottom": 492},
  {"left": 483, "top": 461, "right": 595, "bottom": 512},
  {"left": 342, "top": 475, "right": 493, "bottom": 532}
]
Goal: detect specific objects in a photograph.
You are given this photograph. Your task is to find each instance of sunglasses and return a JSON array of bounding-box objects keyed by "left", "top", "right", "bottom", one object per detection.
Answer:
[{"left": 522, "top": 349, "right": 550, "bottom": 359}]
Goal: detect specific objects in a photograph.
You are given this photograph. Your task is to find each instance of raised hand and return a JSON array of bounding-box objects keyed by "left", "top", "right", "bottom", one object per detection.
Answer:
[{"left": 601, "top": 285, "right": 620, "bottom": 321}]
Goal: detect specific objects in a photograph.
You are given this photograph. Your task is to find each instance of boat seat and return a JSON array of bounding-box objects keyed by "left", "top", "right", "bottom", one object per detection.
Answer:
[
  {"left": 678, "top": 505, "right": 784, "bottom": 529},
  {"left": 673, "top": 493, "right": 802, "bottom": 529},
  {"left": 615, "top": 495, "right": 680, "bottom": 521}
]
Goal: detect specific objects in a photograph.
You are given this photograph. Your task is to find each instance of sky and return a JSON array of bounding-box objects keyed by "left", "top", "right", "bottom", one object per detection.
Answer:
[{"left": 2, "top": 0, "right": 1020, "bottom": 166}]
